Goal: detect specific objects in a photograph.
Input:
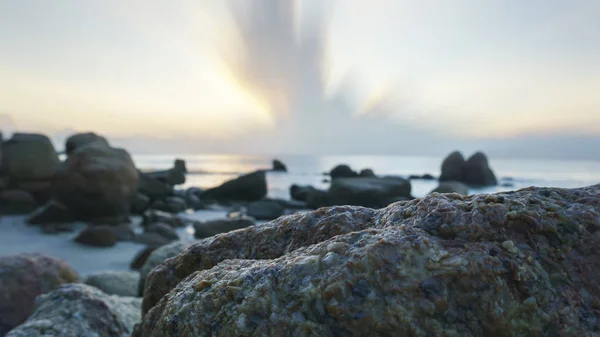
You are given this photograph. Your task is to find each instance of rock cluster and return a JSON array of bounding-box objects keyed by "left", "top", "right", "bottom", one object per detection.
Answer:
[
  {"left": 135, "top": 184, "right": 600, "bottom": 336},
  {"left": 439, "top": 151, "right": 497, "bottom": 187}
]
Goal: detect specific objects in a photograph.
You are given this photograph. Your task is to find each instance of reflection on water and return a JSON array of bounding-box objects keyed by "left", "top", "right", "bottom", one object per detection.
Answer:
[{"left": 132, "top": 154, "right": 600, "bottom": 199}]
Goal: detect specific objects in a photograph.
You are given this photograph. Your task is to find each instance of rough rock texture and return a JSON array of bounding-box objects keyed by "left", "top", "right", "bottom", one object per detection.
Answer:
[
  {"left": 201, "top": 170, "right": 267, "bottom": 202},
  {"left": 54, "top": 143, "right": 138, "bottom": 223},
  {"left": 6, "top": 284, "right": 141, "bottom": 337},
  {"left": 138, "top": 241, "right": 193, "bottom": 297},
  {"left": 0, "top": 133, "right": 60, "bottom": 182},
  {"left": 65, "top": 132, "right": 110, "bottom": 155},
  {"left": 84, "top": 270, "right": 140, "bottom": 297},
  {"left": 0, "top": 254, "right": 79, "bottom": 336},
  {"left": 193, "top": 217, "right": 256, "bottom": 239},
  {"left": 138, "top": 184, "right": 600, "bottom": 336},
  {"left": 328, "top": 177, "right": 411, "bottom": 208},
  {"left": 431, "top": 181, "right": 469, "bottom": 196}
]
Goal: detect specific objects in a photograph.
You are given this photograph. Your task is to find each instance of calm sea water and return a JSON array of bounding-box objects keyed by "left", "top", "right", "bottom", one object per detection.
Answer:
[{"left": 132, "top": 154, "right": 600, "bottom": 199}]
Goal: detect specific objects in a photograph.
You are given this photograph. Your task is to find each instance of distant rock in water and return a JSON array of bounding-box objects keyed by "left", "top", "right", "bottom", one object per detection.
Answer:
[
  {"left": 328, "top": 177, "right": 411, "bottom": 208},
  {"left": 65, "top": 132, "right": 110, "bottom": 155},
  {"left": 0, "top": 254, "right": 79, "bottom": 336},
  {"left": 329, "top": 164, "right": 358, "bottom": 179},
  {"left": 430, "top": 181, "right": 469, "bottom": 195},
  {"left": 439, "top": 151, "right": 497, "bottom": 187},
  {"left": 271, "top": 159, "right": 287, "bottom": 172},
  {"left": 6, "top": 284, "right": 141, "bottom": 337},
  {"left": 245, "top": 199, "right": 285, "bottom": 220},
  {"left": 136, "top": 184, "right": 600, "bottom": 336},
  {"left": 143, "top": 159, "right": 187, "bottom": 186},
  {"left": 200, "top": 170, "right": 267, "bottom": 202},
  {"left": 409, "top": 173, "right": 435, "bottom": 180},
  {"left": 359, "top": 168, "right": 376, "bottom": 177}
]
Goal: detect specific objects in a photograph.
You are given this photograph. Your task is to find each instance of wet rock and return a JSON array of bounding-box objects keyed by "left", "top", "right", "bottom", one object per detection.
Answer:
[
  {"left": 430, "top": 181, "right": 469, "bottom": 195},
  {"left": 146, "top": 223, "right": 179, "bottom": 241},
  {"left": 329, "top": 177, "right": 411, "bottom": 208},
  {"left": 272, "top": 159, "right": 287, "bottom": 172},
  {"left": 0, "top": 254, "right": 79, "bottom": 336},
  {"left": 201, "top": 170, "right": 267, "bottom": 202},
  {"left": 193, "top": 217, "right": 256, "bottom": 239},
  {"left": 0, "top": 133, "right": 60, "bottom": 182},
  {"left": 6, "top": 284, "right": 140, "bottom": 337},
  {"left": 138, "top": 241, "right": 192, "bottom": 297},
  {"left": 74, "top": 226, "right": 118, "bottom": 247},
  {"left": 131, "top": 193, "right": 151, "bottom": 215},
  {"left": 137, "top": 184, "right": 600, "bottom": 336},
  {"left": 130, "top": 246, "right": 161, "bottom": 271},
  {"left": 65, "top": 132, "right": 110, "bottom": 155},
  {"left": 0, "top": 189, "right": 37, "bottom": 214},
  {"left": 245, "top": 199, "right": 285, "bottom": 220},
  {"left": 84, "top": 270, "right": 140, "bottom": 297},
  {"left": 26, "top": 200, "right": 74, "bottom": 225},
  {"left": 464, "top": 152, "right": 498, "bottom": 186},
  {"left": 54, "top": 142, "right": 138, "bottom": 224},
  {"left": 134, "top": 232, "right": 172, "bottom": 247},
  {"left": 329, "top": 164, "right": 358, "bottom": 179},
  {"left": 150, "top": 196, "right": 187, "bottom": 213}
]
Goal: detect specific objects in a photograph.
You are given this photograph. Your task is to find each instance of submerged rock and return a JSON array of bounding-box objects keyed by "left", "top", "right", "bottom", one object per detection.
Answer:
[
  {"left": 84, "top": 270, "right": 140, "bottom": 297},
  {"left": 0, "top": 254, "right": 79, "bottom": 336},
  {"left": 137, "top": 184, "right": 600, "bottom": 336},
  {"left": 6, "top": 284, "right": 141, "bottom": 337}
]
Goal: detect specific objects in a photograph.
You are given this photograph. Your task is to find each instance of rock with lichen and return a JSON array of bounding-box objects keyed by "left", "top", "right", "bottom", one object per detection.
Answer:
[
  {"left": 135, "top": 185, "right": 600, "bottom": 336},
  {"left": 6, "top": 284, "right": 141, "bottom": 337},
  {"left": 138, "top": 240, "right": 193, "bottom": 297}
]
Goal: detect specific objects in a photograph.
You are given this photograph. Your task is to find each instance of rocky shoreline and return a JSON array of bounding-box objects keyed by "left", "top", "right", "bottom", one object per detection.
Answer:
[{"left": 2, "top": 131, "right": 598, "bottom": 336}]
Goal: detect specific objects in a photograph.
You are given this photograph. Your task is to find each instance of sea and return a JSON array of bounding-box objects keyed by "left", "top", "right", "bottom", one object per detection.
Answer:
[{"left": 133, "top": 154, "right": 600, "bottom": 198}]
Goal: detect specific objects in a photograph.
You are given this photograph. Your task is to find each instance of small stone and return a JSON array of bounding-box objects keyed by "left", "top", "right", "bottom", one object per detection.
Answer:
[{"left": 502, "top": 240, "right": 518, "bottom": 254}]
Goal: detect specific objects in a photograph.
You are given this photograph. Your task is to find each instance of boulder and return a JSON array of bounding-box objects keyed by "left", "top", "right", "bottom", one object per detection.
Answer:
[
  {"left": 130, "top": 246, "right": 161, "bottom": 271},
  {"left": 54, "top": 143, "right": 138, "bottom": 223},
  {"left": 359, "top": 168, "right": 376, "bottom": 177},
  {"left": 84, "top": 270, "right": 140, "bottom": 297},
  {"left": 430, "top": 181, "right": 469, "bottom": 195},
  {"left": 26, "top": 200, "right": 73, "bottom": 225},
  {"left": 329, "top": 164, "right": 358, "bottom": 179},
  {"left": 174, "top": 159, "right": 187, "bottom": 173},
  {"left": 142, "top": 210, "right": 188, "bottom": 228},
  {"left": 131, "top": 193, "right": 151, "bottom": 215},
  {"left": 138, "top": 241, "right": 192, "bottom": 297},
  {"left": 74, "top": 226, "right": 119, "bottom": 247},
  {"left": 0, "top": 189, "right": 38, "bottom": 214},
  {"left": 274, "top": 198, "right": 309, "bottom": 210},
  {"left": 0, "top": 254, "right": 79, "bottom": 336},
  {"left": 150, "top": 196, "right": 187, "bottom": 213},
  {"left": 135, "top": 184, "right": 600, "bottom": 336},
  {"left": 112, "top": 223, "right": 136, "bottom": 241},
  {"left": 245, "top": 199, "right": 285, "bottom": 220},
  {"left": 134, "top": 232, "right": 172, "bottom": 247},
  {"left": 137, "top": 172, "right": 174, "bottom": 200},
  {"left": 65, "top": 132, "right": 109, "bottom": 155},
  {"left": 272, "top": 159, "right": 287, "bottom": 172},
  {"left": 409, "top": 173, "right": 435, "bottom": 180},
  {"left": 0, "top": 133, "right": 60, "bottom": 182},
  {"left": 463, "top": 152, "right": 498, "bottom": 186},
  {"left": 6, "top": 284, "right": 141, "bottom": 337},
  {"left": 305, "top": 188, "right": 334, "bottom": 209},
  {"left": 328, "top": 177, "right": 411, "bottom": 208},
  {"left": 290, "top": 184, "right": 317, "bottom": 202},
  {"left": 193, "top": 217, "right": 256, "bottom": 239},
  {"left": 146, "top": 223, "right": 179, "bottom": 241},
  {"left": 201, "top": 170, "right": 267, "bottom": 202},
  {"left": 439, "top": 151, "right": 466, "bottom": 182},
  {"left": 143, "top": 159, "right": 187, "bottom": 186}
]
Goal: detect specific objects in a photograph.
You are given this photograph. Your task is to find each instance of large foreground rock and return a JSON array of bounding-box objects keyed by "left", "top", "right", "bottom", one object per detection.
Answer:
[
  {"left": 6, "top": 284, "right": 141, "bottom": 337},
  {"left": 0, "top": 254, "right": 79, "bottom": 336},
  {"left": 138, "top": 241, "right": 193, "bottom": 297},
  {"left": 54, "top": 142, "right": 138, "bottom": 223},
  {"left": 201, "top": 170, "right": 267, "bottom": 202},
  {"left": 137, "top": 184, "right": 600, "bottom": 336},
  {"left": 328, "top": 176, "right": 411, "bottom": 208}
]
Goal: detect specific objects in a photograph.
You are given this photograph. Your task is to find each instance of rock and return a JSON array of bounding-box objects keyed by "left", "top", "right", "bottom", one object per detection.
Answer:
[
  {"left": 54, "top": 143, "right": 138, "bottom": 224},
  {"left": 84, "top": 270, "right": 140, "bottom": 297},
  {"left": 439, "top": 151, "right": 466, "bottom": 182},
  {"left": 185, "top": 190, "right": 203, "bottom": 210},
  {"left": 305, "top": 188, "right": 334, "bottom": 209},
  {"left": 65, "top": 132, "right": 109, "bottom": 155},
  {"left": 74, "top": 226, "right": 119, "bottom": 247},
  {"left": 143, "top": 159, "right": 187, "bottom": 186},
  {"left": 359, "top": 168, "right": 376, "bottom": 177},
  {"left": 0, "top": 189, "right": 38, "bottom": 214},
  {"left": 130, "top": 246, "right": 161, "bottom": 271},
  {"left": 146, "top": 223, "right": 179, "bottom": 241},
  {"left": 201, "top": 170, "right": 267, "bottom": 202},
  {"left": 142, "top": 210, "right": 187, "bottom": 228},
  {"left": 245, "top": 199, "right": 285, "bottom": 220},
  {"left": 0, "top": 133, "right": 60, "bottom": 182},
  {"left": 112, "top": 223, "right": 136, "bottom": 241},
  {"left": 134, "top": 232, "right": 172, "bottom": 246},
  {"left": 131, "top": 193, "right": 151, "bottom": 215},
  {"left": 329, "top": 164, "right": 358, "bottom": 179},
  {"left": 272, "top": 159, "right": 287, "bottom": 172},
  {"left": 150, "top": 196, "right": 187, "bottom": 213},
  {"left": 463, "top": 152, "right": 498, "bottom": 186},
  {"left": 174, "top": 159, "right": 187, "bottom": 173},
  {"left": 193, "top": 217, "right": 256, "bottom": 239},
  {"left": 290, "top": 184, "right": 317, "bottom": 202},
  {"left": 501, "top": 182, "right": 515, "bottom": 188},
  {"left": 430, "top": 181, "right": 469, "bottom": 195},
  {"left": 409, "top": 173, "right": 435, "bottom": 180},
  {"left": 274, "top": 198, "right": 309, "bottom": 210},
  {"left": 26, "top": 200, "right": 73, "bottom": 225},
  {"left": 137, "top": 172, "right": 174, "bottom": 200},
  {"left": 0, "top": 254, "right": 79, "bottom": 336},
  {"left": 136, "top": 184, "right": 600, "bottom": 336},
  {"left": 40, "top": 222, "right": 75, "bottom": 235},
  {"left": 138, "top": 241, "right": 192, "bottom": 297},
  {"left": 328, "top": 177, "right": 411, "bottom": 208},
  {"left": 6, "top": 284, "right": 140, "bottom": 337},
  {"left": 11, "top": 180, "right": 53, "bottom": 202}
]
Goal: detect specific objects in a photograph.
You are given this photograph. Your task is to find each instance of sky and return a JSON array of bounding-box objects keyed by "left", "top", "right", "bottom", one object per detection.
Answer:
[{"left": 0, "top": 0, "right": 599, "bottom": 159}]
